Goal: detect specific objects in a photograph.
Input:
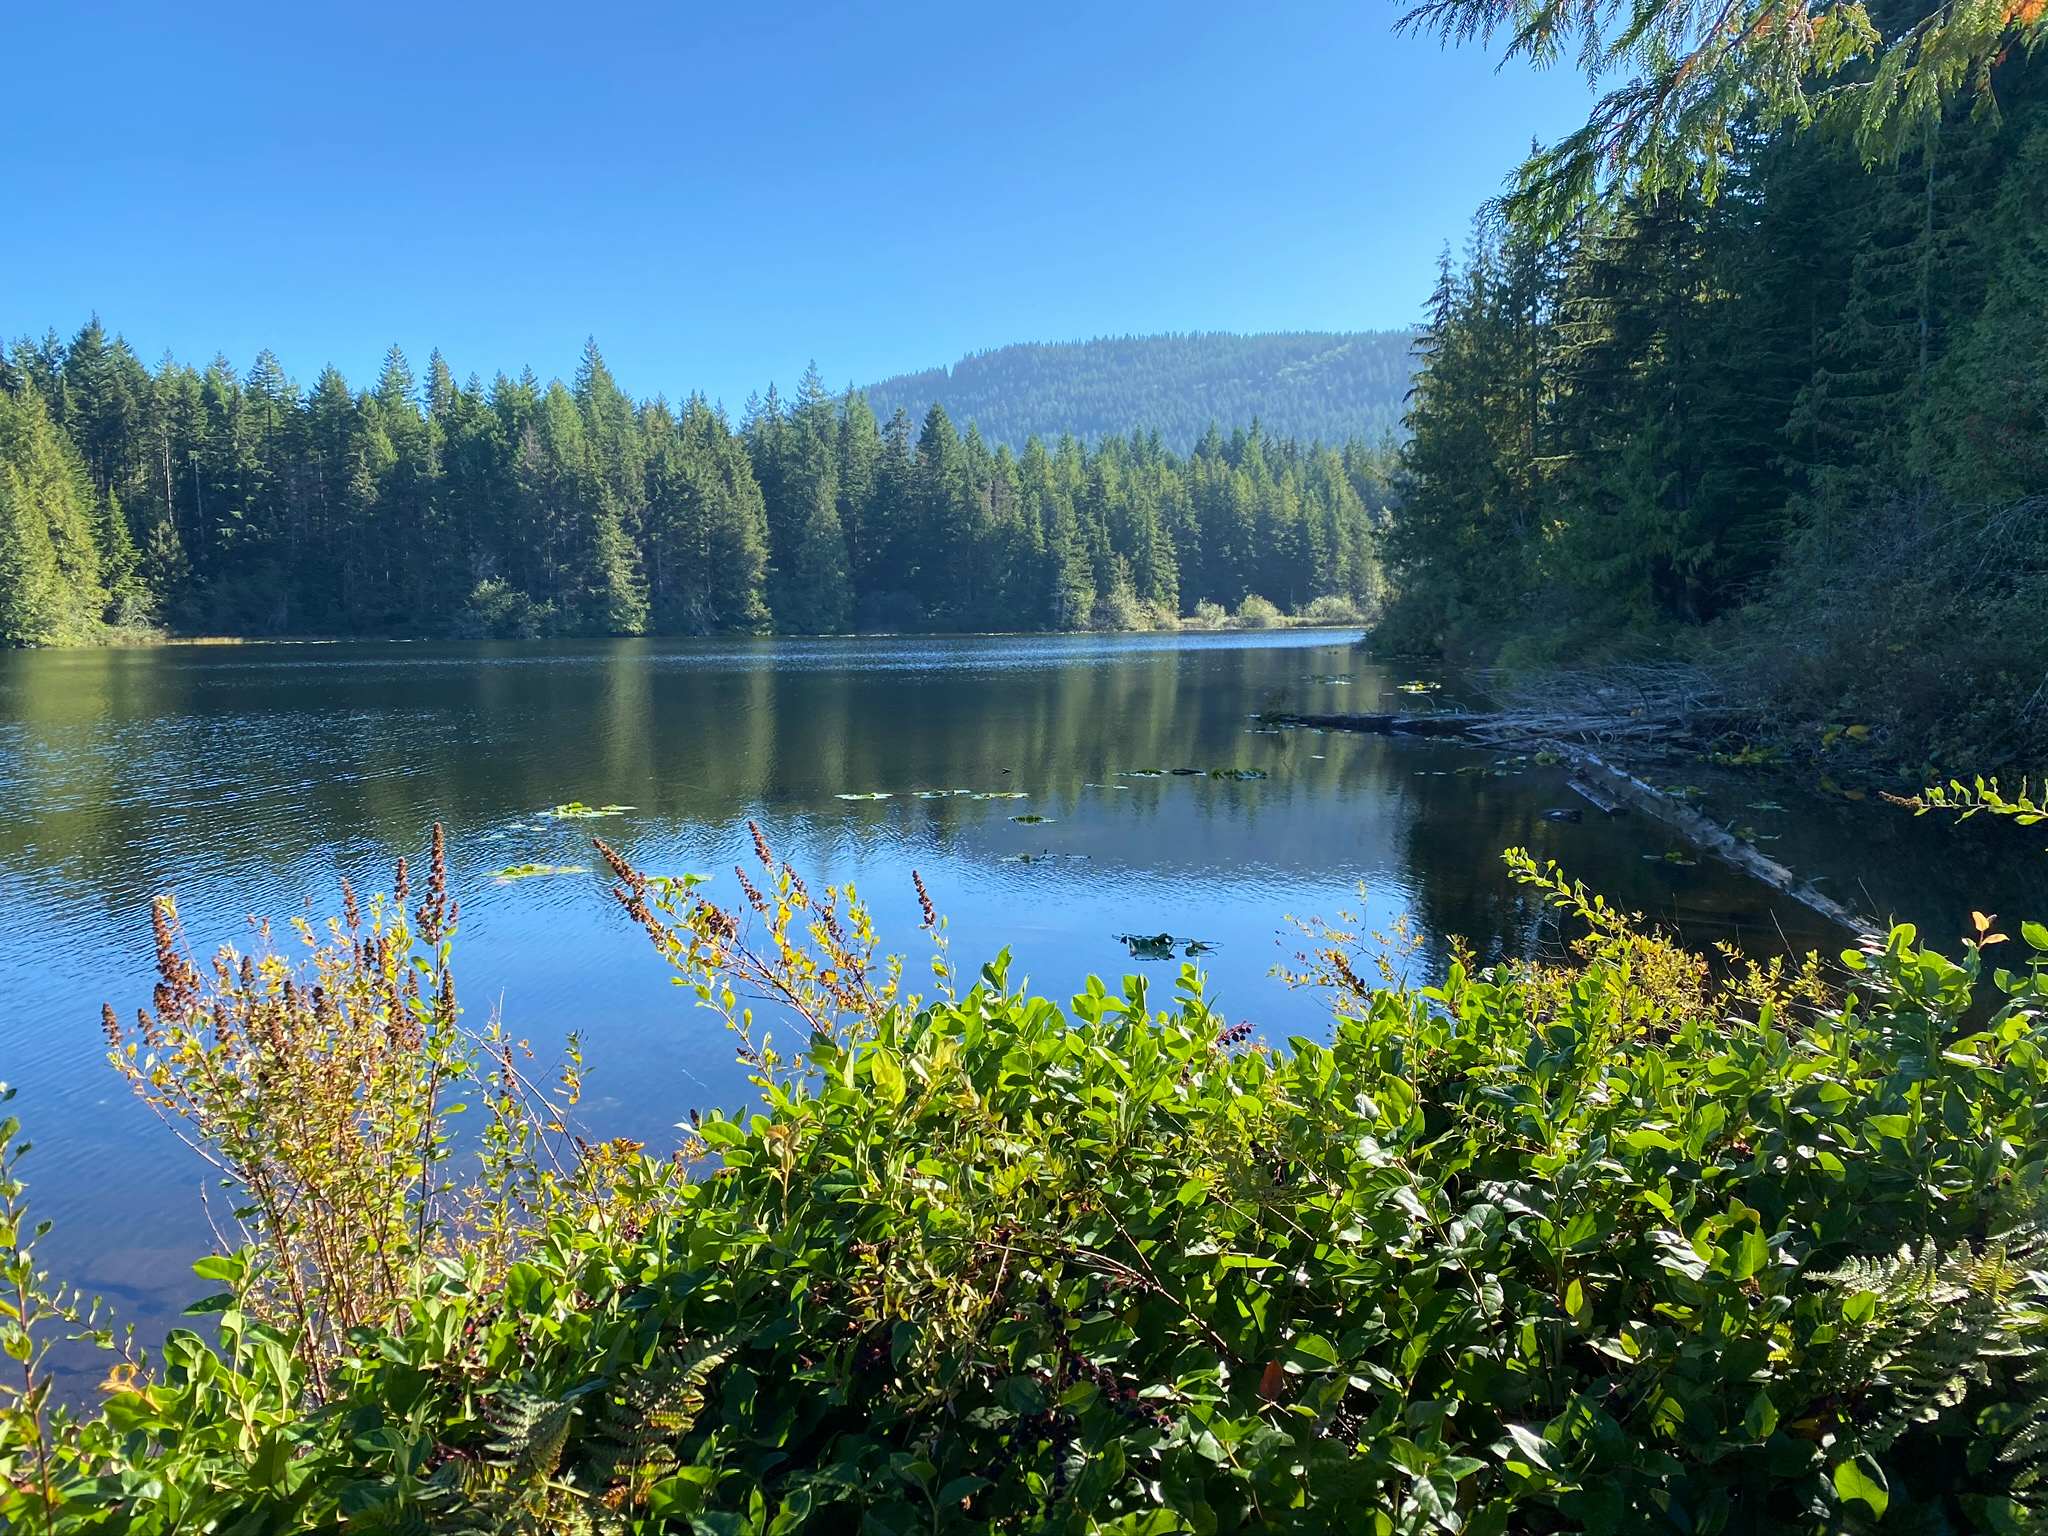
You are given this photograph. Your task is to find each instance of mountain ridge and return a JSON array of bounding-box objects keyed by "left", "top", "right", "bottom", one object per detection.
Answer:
[{"left": 861, "top": 329, "right": 1415, "bottom": 452}]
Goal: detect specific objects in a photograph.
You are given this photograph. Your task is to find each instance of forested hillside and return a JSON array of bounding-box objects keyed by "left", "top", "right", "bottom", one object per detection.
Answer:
[
  {"left": 863, "top": 331, "right": 1415, "bottom": 451},
  {"left": 1387, "top": 47, "right": 2048, "bottom": 772},
  {"left": 0, "top": 334, "right": 1390, "bottom": 642}
]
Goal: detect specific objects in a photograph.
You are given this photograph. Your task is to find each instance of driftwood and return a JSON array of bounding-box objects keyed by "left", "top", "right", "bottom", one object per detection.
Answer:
[
  {"left": 1457, "top": 663, "right": 1766, "bottom": 762},
  {"left": 1258, "top": 701, "right": 1881, "bottom": 940}
]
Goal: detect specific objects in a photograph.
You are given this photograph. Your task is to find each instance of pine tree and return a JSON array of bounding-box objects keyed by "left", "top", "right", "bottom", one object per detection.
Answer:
[
  {"left": 0, "top": 383, "right": 106, "bottom": 641},
  {"left": 1919, "top": 124, "right": 2048, "bottom": 503},
  {"left": 0, "top": 464, "right": 65, "bottom": 646},
  {"left": 835, "top": 389, "right": 881, "bottom": 598}
]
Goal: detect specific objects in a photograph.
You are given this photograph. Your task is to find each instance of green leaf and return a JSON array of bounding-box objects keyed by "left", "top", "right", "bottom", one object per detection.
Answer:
[
  {"left": 2022, "top": 920, "right": 2048, "bottom": 952},
  {"left": 1729, "top": 1228, "right": 1770, "bottom": 1281},
  {"left": 1286, "top": 1333, "right": 1341, "bottom": 1368},
  {"left": 869, "top": 1049, "right": 906, "bottom": 1106},
  {"left": 1502, "top": 1424, "right": 1555, "bottom": 1472},
  {"left": 1743, "top": 1390, "right": 1778, "bottom": 1441},
  {"left": 191, "top": 1253, "right": 246, "bottom": 1285},
  {"left": 1833, "top": 1455, "right": 1889, "bottom": 1518}
]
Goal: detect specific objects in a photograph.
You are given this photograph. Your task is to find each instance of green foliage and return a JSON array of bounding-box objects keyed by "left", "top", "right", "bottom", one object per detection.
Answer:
[
  {"left": 1404, "top": 0, "right": 2048, "bottom": 233},
  {"left": 0, "top": 384, "right": 108, "bottom": 645},
  {"left": 1228, "top": 593, "right": 1282, "bottom": 629},
  {"left": 6, "top": 837, "right": 2048, "bottom": 1529}
]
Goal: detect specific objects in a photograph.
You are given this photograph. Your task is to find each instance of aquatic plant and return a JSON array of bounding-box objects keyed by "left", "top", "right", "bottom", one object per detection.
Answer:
[
  {"left": 492, "top": 862, "right": 590, "bottom": 882},
  {"left": 544, "top": 801, "right": 636, "bottom": 819}
]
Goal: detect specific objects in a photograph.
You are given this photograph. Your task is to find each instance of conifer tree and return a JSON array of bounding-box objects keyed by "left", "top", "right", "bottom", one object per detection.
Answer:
[{"left": 0, "top": 464, "right": 65, "bottom": 646}]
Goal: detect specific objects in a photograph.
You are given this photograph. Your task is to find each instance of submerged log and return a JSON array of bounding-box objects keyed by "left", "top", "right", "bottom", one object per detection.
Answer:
[
  {"left": 1258, "top": 706, "right": 1881, "bottom": 940},
  {"left": 1559, "top": 748, "right": 1881, "bottom": 941},
  {"left": 1256, "top": 710, "right": 1487, "bottom": 737},
  {"left": 1566, "top": 776, "right": 1623, "bottom": 816}
]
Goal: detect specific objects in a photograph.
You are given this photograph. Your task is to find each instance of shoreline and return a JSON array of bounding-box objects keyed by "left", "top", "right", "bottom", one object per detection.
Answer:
[{"left": 19, "top": 620, "right": 1374, "bottom": 651}]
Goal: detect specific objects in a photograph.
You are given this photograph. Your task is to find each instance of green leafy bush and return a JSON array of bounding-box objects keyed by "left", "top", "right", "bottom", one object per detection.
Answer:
[
  {"left": 1090, "top": 583, "right": 1149, "bottom": 633},
  {"left": 1296, "top": 593, "right": 1366, "bottom": 626},
  {"left": 4, "top": 841, "right": 2047, "bottom": 1533},
  {"left": 1229, "top": 595, "right": 1282, "bottom": 630}
]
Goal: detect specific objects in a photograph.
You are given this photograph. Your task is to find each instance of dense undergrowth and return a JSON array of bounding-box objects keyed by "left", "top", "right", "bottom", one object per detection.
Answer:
[{"left": 4, "top": 815, "right": 2048, "bottom": 1533}]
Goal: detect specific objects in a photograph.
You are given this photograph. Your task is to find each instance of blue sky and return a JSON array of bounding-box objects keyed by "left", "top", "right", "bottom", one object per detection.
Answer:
[{"left": 5, "top": 0, "right": 1594, "bottom": 410}]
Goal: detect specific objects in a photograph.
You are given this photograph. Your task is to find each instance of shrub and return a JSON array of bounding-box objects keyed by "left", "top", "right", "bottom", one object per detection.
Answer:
[
  {"left": 1230, "top": 593, "right": 1283, "bottom": 629},
  {"left": 453, "top": 577, "right": 556, "bottom": 639},
  {"left": 5, "top": 836, "right": 2048, "bottom": 1532},
  {"left": 1188, "top": 599, "right": 1229, "bottom": 630},
  {"left": 1090, "top": 582, "right": 1148, "bottom": 632},
  {"left": 1296, "top": 593, "right": 1364, "bottom": 625}
]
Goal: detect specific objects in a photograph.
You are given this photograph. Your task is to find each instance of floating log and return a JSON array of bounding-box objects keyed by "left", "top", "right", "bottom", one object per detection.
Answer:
[{"left": 1256, "top": 710, "right": 1487, "bottom": 737}]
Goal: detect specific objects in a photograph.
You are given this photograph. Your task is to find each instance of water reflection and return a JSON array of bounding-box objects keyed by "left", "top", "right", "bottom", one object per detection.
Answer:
[{"left": 0, "top": 630, "right": 2033, "bottom": 1337}]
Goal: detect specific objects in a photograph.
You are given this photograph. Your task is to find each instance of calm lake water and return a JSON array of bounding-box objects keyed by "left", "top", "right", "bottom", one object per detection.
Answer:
[{"left": 1, "top": 630, "right": 2037, "bottom": 1342}]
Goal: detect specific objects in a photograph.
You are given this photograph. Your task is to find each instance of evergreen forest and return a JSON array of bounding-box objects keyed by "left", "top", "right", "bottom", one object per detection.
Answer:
[
  {"left": 1385, "top": 41, "right": 2048, "bottom": 770},
  {"left": 0, "top": 335, "right": 1389, "bottom": 644}
]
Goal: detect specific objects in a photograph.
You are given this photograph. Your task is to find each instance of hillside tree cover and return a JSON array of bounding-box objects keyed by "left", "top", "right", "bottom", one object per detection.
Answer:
[
  {"left": 863, "top": 331, "right": 1416, "bottom": 453},
  {"left": 0, "top": 334, "right": 1392, "bottom": 645}
]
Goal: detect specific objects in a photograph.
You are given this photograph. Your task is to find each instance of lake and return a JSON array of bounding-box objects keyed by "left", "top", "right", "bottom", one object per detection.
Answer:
[{"left": 0, "top": 629, "right": 2035, "bottom": 1342}]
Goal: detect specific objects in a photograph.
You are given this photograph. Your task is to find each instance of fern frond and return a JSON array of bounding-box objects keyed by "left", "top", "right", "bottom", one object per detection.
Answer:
[
  {"left": 584, "top": 1335, "right": 737, "bottom": 1511},
  {"left": 1818, "top": 1233, "right": 2040, "bottom": 1454},
  {"left": 489, "top": 1389, "right": 577, "bottom": 1485}
]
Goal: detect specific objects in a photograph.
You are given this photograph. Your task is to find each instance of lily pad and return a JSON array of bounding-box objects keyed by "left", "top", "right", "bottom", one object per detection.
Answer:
[
  {"left": 971, "top": 790, "right": 1030, "bottom": 801},
  {"left": 1396, "top": 680, "right": 1441, "bottom": 695},
  {"left": 545, "top": 802, "right": 635, "bottom": 820},
  {"left": 1010, "top": 813, "right": 1053, "bottom": 824},
  {"left": 1209, "top": 768, "right": 1268, "bottom": 781},
  {"left": 493, "top": 863, "right": 589, "bottom": 882},
  {"left": 1643, "top": 851, "right": 1701, "bottom": 866},
  {"left": 834, "top": 791, "right": 893, "bottom": 801},
  {"left": 1118, "top": 769, "right": 1166, "bottom": 779}
]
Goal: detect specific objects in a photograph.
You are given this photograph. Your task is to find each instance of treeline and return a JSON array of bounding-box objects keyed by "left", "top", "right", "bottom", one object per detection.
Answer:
[
  {"left": 1388, "top": 56, "right": 2047, "bottom": 766},
  {"left": 0, "top": 332, "right": 1392, "bottom": 645},
  {"left": 863, "top": 331, "right": 1415, "bottom": 453}
]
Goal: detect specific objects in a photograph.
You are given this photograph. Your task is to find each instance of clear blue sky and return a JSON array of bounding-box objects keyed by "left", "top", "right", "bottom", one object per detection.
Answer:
[{"left": 5, "top": 0, "right": 1592, "bottom": 410}]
